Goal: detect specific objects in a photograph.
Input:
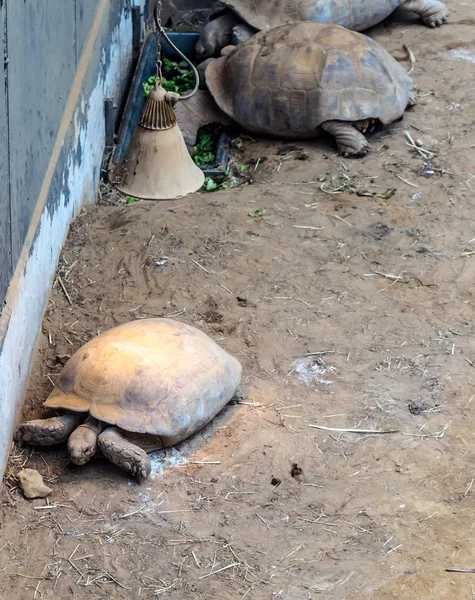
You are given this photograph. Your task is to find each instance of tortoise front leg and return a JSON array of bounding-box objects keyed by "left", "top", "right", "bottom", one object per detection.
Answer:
[
  {"left": 98, "top": 427, "right": 151, "bottom": 484},
  {"left": 14, "top": 414, "right": 84, "bottom": 447},
  {"left": 320, "top": 121, "right": 371, "bottom": 158},
  {"left": 401, "top": 0, "right": 448, "bottom": 27}
]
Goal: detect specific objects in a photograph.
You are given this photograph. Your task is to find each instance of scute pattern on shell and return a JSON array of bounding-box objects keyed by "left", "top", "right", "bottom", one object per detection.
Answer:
[
  {"left": 205, "top": 22, "right": 413, "bottom": 138},
  {"left": 225, "top": 0, "right": 406, "bottom": 32},
  {"left": 44, "top": 319, "right": 242, "bottom": 439}
]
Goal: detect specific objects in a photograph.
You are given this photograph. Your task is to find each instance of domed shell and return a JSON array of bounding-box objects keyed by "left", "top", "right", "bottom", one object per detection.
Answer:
[
  {"left": 205, "top": 22, "right": 413, "bottom": 138},
  {"left": 224, "top": 0, "right": 405, "bottom": 32},
  {"left": 44, "top": 318, "right": 242, "bottom": 438}
]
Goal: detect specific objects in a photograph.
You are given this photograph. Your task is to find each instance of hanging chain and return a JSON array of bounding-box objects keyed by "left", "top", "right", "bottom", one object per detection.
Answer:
[
  {"left": 154, "top": 0, "right": 163, "bottom": 83},
  {"left": 153, "top": 0, "right": 200, "bottom": 100}
]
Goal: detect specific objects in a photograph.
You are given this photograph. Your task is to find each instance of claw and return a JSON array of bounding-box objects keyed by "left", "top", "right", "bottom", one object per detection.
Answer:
[
  {"left": 422, "top": 8, "right": 449, "bottom": 28},
  {"left": 355, "top": 119, "right": 369, "bottom": 133},
  {"left": 341, "top": 144, "right": 371, "bottom": 158}
]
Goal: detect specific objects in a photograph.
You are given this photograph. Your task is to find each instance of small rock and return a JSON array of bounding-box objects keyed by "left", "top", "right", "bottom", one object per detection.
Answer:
[{"left": 17, "top": 468, "right": 52, "bottom": 499}]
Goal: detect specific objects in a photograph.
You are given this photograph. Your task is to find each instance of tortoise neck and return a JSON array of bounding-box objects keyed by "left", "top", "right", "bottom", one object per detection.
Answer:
[{"left": 81, "top": 416, "right": 105, "bottom": 436}]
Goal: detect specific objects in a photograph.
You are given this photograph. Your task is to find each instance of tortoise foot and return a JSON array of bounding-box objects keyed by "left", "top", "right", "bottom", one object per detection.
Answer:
[
  {"left": 424, "top": 9, "right": 448, "bottom": 27},
  {"left": 321, "top": 120, "right": 371, "bottom": 158},
  {"left": 421, "top": 4, "right": 449, "bottom": 27},
  {"left": 340, "top": 144, "right": 371, "bottom": 158},
  {"left": 98, "top": 427, "right": 151, "bottom": 484},
  {"left": 14, "top": 414, "right": 83, "bottom": 447},
  {"left": 402, "top": 0, "right": 448, "bottom": 27}
]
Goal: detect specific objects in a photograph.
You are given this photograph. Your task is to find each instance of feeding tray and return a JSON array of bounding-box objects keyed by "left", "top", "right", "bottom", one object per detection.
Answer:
[
  {"left": 160, "top": 32, "right": 200, "bottom": 61},
  {"left": 112, "top": 31, "right": 231, "bottom": 178}
]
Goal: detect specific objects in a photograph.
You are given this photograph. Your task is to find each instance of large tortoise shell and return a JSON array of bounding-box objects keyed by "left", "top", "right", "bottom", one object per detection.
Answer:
[
  {"left": 205, "top": 22, "right": 413, "bottom": 138},
  {"left": 223, "top": 0, "right": 405, "bottom": 32},
  {"left": 44, "top": 318, "right": 242, "bottom": 437}
]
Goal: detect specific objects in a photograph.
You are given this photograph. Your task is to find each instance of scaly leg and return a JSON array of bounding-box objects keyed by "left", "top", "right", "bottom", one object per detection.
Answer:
[
  {"left": 320, "top": 121, "right": 371, "bottom": 158},
  {"left": 14, "top": 413, "right": 84, "bottom": 446},
  {"left": 98, "top": 427, "right": 151, "bottom": 484},
  {"left": 401, "top": 0, "right": 448, "bottom": 27}
]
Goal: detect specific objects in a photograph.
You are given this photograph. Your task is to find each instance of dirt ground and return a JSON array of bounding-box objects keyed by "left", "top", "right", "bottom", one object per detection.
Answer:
[{"left": 2, "top": 3, "right": 475, "bottom": 599}]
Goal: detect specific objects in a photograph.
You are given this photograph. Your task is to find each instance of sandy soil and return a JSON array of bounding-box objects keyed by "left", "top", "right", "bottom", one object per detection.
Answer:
[{"left": 2, "top": 3, "right": 475, "bottom": 598}]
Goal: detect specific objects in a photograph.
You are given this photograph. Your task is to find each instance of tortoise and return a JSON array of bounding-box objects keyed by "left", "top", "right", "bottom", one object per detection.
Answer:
[
  {"left": 196, "top": 0, "right": 449, "bottom": 59},
  {"left": 14, "top": 318, "right": 242, "bottom": 483},
  {"left": 176, "top": 22, "right": 415, "bottom": 158}
]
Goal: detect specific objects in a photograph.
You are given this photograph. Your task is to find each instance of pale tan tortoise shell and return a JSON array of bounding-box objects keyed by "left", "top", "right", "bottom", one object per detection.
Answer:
[
  {"left": 205, "top": 22, "right": 413, "bottom": 137},
  {"left": 44, "top": 318, "right": 242, "bottom": 440},
  {"left": 223, "top": 0, "right": 406, "bottom": 32}
]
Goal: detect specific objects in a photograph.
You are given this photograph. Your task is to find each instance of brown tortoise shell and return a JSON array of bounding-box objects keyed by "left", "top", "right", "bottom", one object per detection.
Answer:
[
  {"left": 44, "top": 318, "right": 242, "bottom": 438},
  {"left": 222, "top": 0, "right": 406, "bottom": 32},
  {"left": 205, "top": 22, "right": 414, "bottom": 138}
]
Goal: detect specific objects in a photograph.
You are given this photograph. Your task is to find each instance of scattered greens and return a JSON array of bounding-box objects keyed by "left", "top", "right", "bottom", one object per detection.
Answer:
[
  {"left": 126, "top": 196, "right": 141, "bottom": 204},
  {"left": 379, "top": 188, "right": 397, "bottom": 200},
  {"left": 201, "top": 164, "right": 250, "bottom": 194},
  {"left": 203, "top": 170, "right": 231, "bottom": 193},
  {"left": 248, "top": 209, "right": 265, "bottom": 218},
  {"left": 143, "top": 58, "right": 195, "bottom": 97},
  {"left": 193, "top": 124, "right": 224, "bottom": 167}
]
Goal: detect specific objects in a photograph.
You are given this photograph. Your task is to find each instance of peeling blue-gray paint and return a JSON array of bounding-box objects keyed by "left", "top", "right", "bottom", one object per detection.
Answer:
[
  {"left": 76, "top": 136, "right": 83, "bottom": 167},
  {"left": 0, "top": 313, "right": 9, "bottom": 354},
  {"left": 4, "top": 0, "right": 132, "bottom": 297},
  {"left": 0, "top": 2, "right": 11, "bottom": 303},
  {"left": 23, "top": 0, "right": 131, "bottom": 261},
  {"left": 7, "top": 0, "right": 77, "bottom": 264}
]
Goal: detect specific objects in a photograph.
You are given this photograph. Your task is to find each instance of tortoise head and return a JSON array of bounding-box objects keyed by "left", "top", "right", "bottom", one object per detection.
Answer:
[
  {"left": 196, "top": 24, "right": 220, "bottom": 61},
  {"left": 67, "top": 422, "right": 99, "bottom": 465},
  {"left": 196, "top": 15, "right": 234, "bottom": 60}
]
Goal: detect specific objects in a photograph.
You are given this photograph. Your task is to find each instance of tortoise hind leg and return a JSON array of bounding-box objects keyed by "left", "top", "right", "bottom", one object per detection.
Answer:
[
  {"left": 321, "top": 121, "right": 371, "bottom": 158},
  {"left": 14, "top": 413, "right": 84, "bottom": 447},
  {"left": 400, "top": 0, "right": 448, "bottom": 27},
  {"left": 98, "top": 427, "right": 151, "bottom": 484}
]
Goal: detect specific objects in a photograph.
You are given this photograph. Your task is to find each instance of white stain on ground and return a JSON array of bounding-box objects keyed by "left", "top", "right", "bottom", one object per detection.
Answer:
[
  {"left": 293, "top": 357, "right": 337, "bottom": 386},
  {"left": 442, "top": 48, "right": 475, "bottom": 64},
  {"left": 136, "top": 448, "right": 188, "bottom": 504},
  {"left": 149, "top": 447, "right": 188, "bottom": 477}
]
